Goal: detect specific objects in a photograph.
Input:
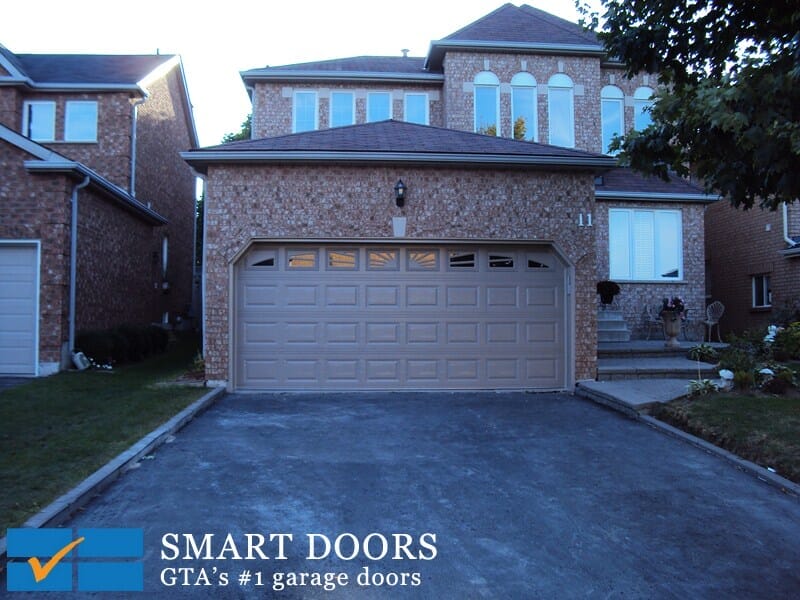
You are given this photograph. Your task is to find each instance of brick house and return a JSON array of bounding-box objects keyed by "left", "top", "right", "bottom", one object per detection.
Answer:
[
  {"left": 183, "top": 3, "right": 714, "bottom": 391},
  {"left": 0, "top": 46, "right": 198, "bottom": 375},
  {"left": 705, "top": 201, "right": 800, "bottom": 335}
]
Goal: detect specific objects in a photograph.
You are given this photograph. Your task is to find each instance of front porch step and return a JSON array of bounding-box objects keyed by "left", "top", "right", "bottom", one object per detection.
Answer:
[
  {"left": 598, "top": 340, "right": 727, "bottom": 359},
  {"left": 597, "top": 308, "right": 631, "bottom": 343},
  {"left": 597, "top": 356, "right": 717, "bottom": 381}
]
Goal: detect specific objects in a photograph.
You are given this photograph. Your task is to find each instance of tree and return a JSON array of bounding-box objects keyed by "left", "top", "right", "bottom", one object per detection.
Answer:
[
  {"left": 513, "top": 116, "right": 527, "bottom": 141},
  {"left": 221, "top": 113, "right": 252, "bottom": 143},
  {"left": 578, "top": 0, "right": 800, "bottom": 210}
]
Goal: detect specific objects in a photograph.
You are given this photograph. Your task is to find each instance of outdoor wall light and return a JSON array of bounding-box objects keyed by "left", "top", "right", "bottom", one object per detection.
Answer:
[{"left": 394, "top": 179, "right": 407, "bottom": 207}]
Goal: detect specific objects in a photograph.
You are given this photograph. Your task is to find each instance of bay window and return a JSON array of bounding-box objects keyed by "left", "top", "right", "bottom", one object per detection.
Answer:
[{"left": 609, "top": 208, "right": 683, "bottom": 280}]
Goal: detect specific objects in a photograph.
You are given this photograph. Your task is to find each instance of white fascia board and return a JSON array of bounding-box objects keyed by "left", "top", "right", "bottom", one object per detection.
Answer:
[
  {"left": 595, "top": 190, "right": 719, "bottom": 203},
  {"left": 138, "top": 55, "right": 181, "bottom": 88},
  {"left": 181, "top": 150, "right": 615, "bottom": 170},
  {"left": 242, "top": 70, "right": 443, "bottom": 84},
  {"left": 23, "top": 160, "right": 168, "bottom": 224},
  {"left": 0, "top": 123, "right": 64, "bottom": 161},
  {"left": 780, "top": 246, "right": 800, "bottom": 258}
]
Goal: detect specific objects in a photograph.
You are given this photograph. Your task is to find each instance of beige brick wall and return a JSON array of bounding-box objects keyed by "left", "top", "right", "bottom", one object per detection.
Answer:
[
  {"left": 203, "top": 164, "right": 598, "bottom": 384},
  {"left": 705, "top": 200, "right": 800, "bottom": 334},
  {"left": 595, "top": 200, "right": 708, "bottom": 339},
  {"left": 251, "top": 82, "right": 444, "bottom": 139}
]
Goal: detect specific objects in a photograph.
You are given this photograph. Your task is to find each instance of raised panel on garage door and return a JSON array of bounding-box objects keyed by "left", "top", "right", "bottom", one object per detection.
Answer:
[{"left": 235, "top": 245, "right": 568, "bottom": 390}]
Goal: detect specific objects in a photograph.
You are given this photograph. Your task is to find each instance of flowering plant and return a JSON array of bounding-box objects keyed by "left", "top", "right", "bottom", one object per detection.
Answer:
[{"left": 661, "top": 296, "right": 685, "bottom": 313}]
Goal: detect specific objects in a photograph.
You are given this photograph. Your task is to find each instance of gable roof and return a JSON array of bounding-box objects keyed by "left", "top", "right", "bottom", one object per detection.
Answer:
[
  {"left": 183, "top": 119, "right": 614, "bottom": 174},
  {"left": 241, "top": 55, "right": 440, "bottom": 86},
  {"left": 0, "top": 47, "right": 181, "bottom": 92},
  {"left": 0, "top": 123, "right": 167, "bottom": 224},
  {"left": 426, "top": 3, "right": 603, "bottom": 70},
  {"left": 596, "top": 168, "right": 718, "bottom": 203}
]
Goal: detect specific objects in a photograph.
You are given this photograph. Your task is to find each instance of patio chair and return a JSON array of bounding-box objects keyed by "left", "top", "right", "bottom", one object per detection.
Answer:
[
  {"left": 704, "top": 301, "right": 725, "bottom": 342},
  {"left": 643, "top": 305, "right": 663, "bottom": 340}
]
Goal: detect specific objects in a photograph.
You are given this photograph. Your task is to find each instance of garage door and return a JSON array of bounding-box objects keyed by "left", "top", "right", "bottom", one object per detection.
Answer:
[
  {"left": 0, "top": 243, "right": 38, "bottom": 375},
  {"left": 235, "top": 244, "right": 569, "bottom": 390}
]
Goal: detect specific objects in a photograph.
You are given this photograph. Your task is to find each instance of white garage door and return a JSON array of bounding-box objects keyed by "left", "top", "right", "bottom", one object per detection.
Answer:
[
  {"left": 235, "top": 244, "right": 569, "bottom": 390},
  {"left": 0, "top": 243, "right": 38, "bottom": 375}
]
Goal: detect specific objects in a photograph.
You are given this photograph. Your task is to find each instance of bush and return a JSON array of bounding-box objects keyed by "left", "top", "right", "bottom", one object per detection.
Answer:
[
  {"left": 687, "top": 343, "right": 719, "bottom": 363},
  {"left": 76, "top": 323, "right": 170, "bottom": 366},
  {"left": 733, "top": 370, "right": 755, "bottom": 390},
  {"left": 773, "top": 322, "right": 800, "bottom": 360},
  {"left": 719, "top": 346, "right": 756, "bottom": 374}
]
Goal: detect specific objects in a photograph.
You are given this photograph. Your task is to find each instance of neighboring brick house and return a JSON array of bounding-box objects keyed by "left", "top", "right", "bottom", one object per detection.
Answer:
[
  {"left": 183, "top": 2, "right": 714, "bottom": 391},
  {"left": 705, "top": 200, "right": 800, "bottom": 335},
  {"left": 0, "top": 46, "right": 198, "bottom": 376}
]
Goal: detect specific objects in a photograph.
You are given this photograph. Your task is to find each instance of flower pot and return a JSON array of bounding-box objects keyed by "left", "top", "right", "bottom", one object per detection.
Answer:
[{"left": 661, "top": 310, "right": 681, "bottom": 348}]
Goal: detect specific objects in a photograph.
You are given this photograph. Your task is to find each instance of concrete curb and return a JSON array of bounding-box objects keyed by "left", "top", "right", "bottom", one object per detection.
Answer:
[
  {"left": 576, "top": 386, "right": 800, "bottom": 499},
  {"left": 638, "top": 414, "right": 800, "bottom": 499},
  {"left": 0, "top": 385, "right": 226, "bottom": 559}
]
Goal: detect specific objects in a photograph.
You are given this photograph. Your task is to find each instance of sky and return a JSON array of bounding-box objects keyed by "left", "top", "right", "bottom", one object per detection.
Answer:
[{"left": 0, "top": 0, "right": 593, "bottom": 147}]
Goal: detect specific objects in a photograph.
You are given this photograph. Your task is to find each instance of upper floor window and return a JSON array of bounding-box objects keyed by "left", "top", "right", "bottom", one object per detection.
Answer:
[
  {"left": 634, "top": 86, "right": 655, "bottom": 131},
  {"left": 367, "top": 92, "right": 391, "bottom": 122},
  {"left": 600, "top": 85, "right": 624, "bottom": 154},
  {"left": 404, "top": 93, "right": 428, "bottom": 125},
  {"left": 65, "top": 101, "right": 98, "bottom": 142},
  {"left": 330, "top": 92, "right": 354, "bottom": 128},
  {"left": 293, "top": 91, "right": 317, "bottom": 133},
  {"left": 609, "top": 208, "right": 682, "bottom": 281},
  {"left": 22, "top": 101, "right": 55, "bottom": 142},
  {"left": 548, "top": 73, "right": 574, "bottom": 147},
  {"left": 473, "top": 71, "right": 499, "bottom": 135},
  {"left": 511, "top": 72, "right": 537, "bottom": 141}
]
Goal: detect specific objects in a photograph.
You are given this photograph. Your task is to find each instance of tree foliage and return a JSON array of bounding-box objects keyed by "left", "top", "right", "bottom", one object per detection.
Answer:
[
  {"left": 578, "top": 0, "right": 800, "bottom": 210},
  {"left": 221, "top": 113, "right": 252, "bottom": 143}
]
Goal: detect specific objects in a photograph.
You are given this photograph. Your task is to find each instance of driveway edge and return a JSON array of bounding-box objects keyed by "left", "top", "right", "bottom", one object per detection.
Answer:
[
  {"left": 637, "top": 414, "right": 800, "bottom": 498},
  {"left": 0, "top": 385, "right": 226, "bottom": 560}
]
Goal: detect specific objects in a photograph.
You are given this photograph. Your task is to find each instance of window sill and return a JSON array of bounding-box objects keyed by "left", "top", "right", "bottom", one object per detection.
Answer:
[
  {"left": 611, "top": 279, "right": 687, "bottom": 284},
  {"left": 750, "top": 306, "right": 772, "bottom": 313}
]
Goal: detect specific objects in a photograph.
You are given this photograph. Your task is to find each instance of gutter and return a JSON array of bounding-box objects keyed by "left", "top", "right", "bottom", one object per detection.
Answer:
[
  {"left": 782, "top": 202, "right": 797, "bottom": 248},
  {"left": 68, "top": 176, "right": 91, "bottom": 357},
  {"left": 241, "top": 70, "right": 443, "bottom": 85},
  {"left": 130, "top": 94, "right": 149, "bottom": 196},
  {"left": 181, "top": 150, "right": 615, "bottom": 172},
  {"left": 595, "top": 190, "right": 719, "bottom": 203}
]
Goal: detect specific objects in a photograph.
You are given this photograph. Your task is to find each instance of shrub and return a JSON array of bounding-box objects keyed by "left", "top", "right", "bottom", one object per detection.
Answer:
[
  {"left": 719, "top": 346, "right": 756, "bottom": 374},
  {"left": 76, "top": 323, "right": 170, "bottom": 366},
  {"left": 687, "top": 343, "right": 719, "bottom": 363},
  {"left": 75, "top": 330, "right": 115, "bottom": 364},
  {"left": 733, "top": 370, "right": 755, "bottom": 390},
  {"left": 773, "top": 322, "right": 800, "bottom": 360}
]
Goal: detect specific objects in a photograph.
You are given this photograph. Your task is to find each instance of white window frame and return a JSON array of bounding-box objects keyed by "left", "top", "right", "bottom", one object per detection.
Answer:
[
  {"left": 473, "top": 71, "right": 499, "bottom": 135},
  {"left": 547, "top": 73, "right": 575, "bottom": 148},
  {"left": 293, "top": 91, "right": 318, "bottom": 133},
  {"left": 634, "top": 86, "right": 655, "bottom": 131},
  {"left": 609, "top": 208, "right": 683, "bottom": 281},
  {"left": 600, "top": 85, "right": 624, "bottom": 155},
  {"left": 329, "top": 92, "right": 354, "bottom": 128},
  {"left": 511, "top": 72, "right": 537, "bottom": 141},
  {"left": 22, "top": 100, "right": 56, "bottom": 142},
  {"left": 64, "top": 100, "right": 98, "bottom": 142},
  {"left": 752, "top": 274, "right": 772, "bottom": 308},
  {"left": 404, "top": 93, "right": 429, "bottom": 125},
  {"left": 367, "top": 92, "right": 392, "bottom": 122}
]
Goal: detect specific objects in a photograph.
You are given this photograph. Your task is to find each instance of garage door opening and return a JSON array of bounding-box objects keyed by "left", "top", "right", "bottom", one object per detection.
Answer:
[{"left": 234, "top": 244, "right": 571, "bottom": 391}]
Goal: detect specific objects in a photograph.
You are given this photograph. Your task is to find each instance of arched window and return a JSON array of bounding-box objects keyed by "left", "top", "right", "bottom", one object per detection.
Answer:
[
  {"left": 548, "top": 73, "right": 574, "bottom": 147},
  {"left": 601, "top": 85, "right": 624, "bottom": 154},
  {"left": 473, "top": 71, "right": 499, "bottom": 135},
  {"left": 634, "top": 86, "right": 655, "bottom": 130},
  {"left": 511, "top": 72, "right": 537, "bottom": 141}
]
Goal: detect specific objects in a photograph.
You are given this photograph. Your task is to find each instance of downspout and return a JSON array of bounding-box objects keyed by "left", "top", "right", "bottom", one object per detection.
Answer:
[
  {"left": 130, "top": 94, "right": 148, "bottom": 197},
  {"left": 69, "top": 175, "right": 91, "bottom": 355},
  {"left": 782, "top": 202, "right": 797, "bottom": 247}
]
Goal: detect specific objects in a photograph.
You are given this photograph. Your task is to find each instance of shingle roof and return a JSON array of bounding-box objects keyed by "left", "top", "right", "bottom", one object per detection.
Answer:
[
  {"left": 241, "top": 55, "right": 438, "bottom": 84},
  {"left": 442, "top": 3, "right": 599, "bottom": 47},
  {"left": 185, "top": 120, "right": 614, "bottom": 173},
  {"left": 596, "top": 168, "right": 713, "bottom": 200},
  {"left": 426, "top": 3, "right": 603, "bottom": 69},
  {"left": 13, "top": 53, "right": 175, "bottom": 85}
]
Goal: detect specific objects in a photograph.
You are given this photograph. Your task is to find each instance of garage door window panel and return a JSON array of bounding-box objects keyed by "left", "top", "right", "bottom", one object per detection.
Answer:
[
  {"left": 327, "top": 249, "right": 358, "bottom": 270},
  {"left": 448, "top": 251, "right": 477, "bottom": 270},
  {"left": 368, "top": 250, "right": 399, "bottom": 271},
  {"left": 287, "top": 249, "right": 318, "bottom": 269},
  {"left": 489, "top": 254, "right": 515, "bottom": 269},
  {"left": 408, "top": 250, "right": 439, "bottom": 271},
  {"left": 248, "top": 250, "right": 277, "bottom": 269}
]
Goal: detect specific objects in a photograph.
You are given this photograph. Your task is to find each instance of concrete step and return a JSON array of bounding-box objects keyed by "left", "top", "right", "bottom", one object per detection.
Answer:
[
  {"left": 598, "top": 330, "right": 632, "bottom": 343},
  {"left": 597, "top": 341, "right": 726, "bottom": 359},
  {"left": 597, "top": 356, "right": 717, "bottom": 381},
  {"left": 597, "top": 319, "right": 631, "bottom": 331}
]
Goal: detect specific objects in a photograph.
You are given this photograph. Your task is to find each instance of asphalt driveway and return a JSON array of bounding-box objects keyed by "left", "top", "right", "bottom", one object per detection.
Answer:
[{"left": 10, "top": 392, "right": 800, "bottom": 598}]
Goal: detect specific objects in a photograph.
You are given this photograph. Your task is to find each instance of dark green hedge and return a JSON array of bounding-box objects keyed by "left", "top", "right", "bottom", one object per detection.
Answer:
[{"left": 75, "top": 324, "right": 169, "bottom": 366}]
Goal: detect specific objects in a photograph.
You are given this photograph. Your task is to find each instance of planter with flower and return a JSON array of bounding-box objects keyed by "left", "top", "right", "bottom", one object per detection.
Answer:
[{"left": 660, "top": 296, "right": 685, "bottom": 348}]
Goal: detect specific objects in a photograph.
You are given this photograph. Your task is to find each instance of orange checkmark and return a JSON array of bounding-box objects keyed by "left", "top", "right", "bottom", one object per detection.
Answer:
[{"left": 27, "top": 536, "right": 85, "bottom": 583}]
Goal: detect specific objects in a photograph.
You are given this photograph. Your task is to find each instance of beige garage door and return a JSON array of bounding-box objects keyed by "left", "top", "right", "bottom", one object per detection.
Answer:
[
  {"left": 235, "top": 244, "right": 569, "bottom": 390},
  {"left": 0, "top": 243, "right": 38, "bottom": 375}
]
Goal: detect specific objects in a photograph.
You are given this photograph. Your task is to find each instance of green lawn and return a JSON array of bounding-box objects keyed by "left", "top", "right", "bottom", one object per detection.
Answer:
[
  {"left": 650, "top": 391, "right": 800, "bottom": 484},
  {"left": 0, "top": 335, "right": 208, "bottom": 532}
]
